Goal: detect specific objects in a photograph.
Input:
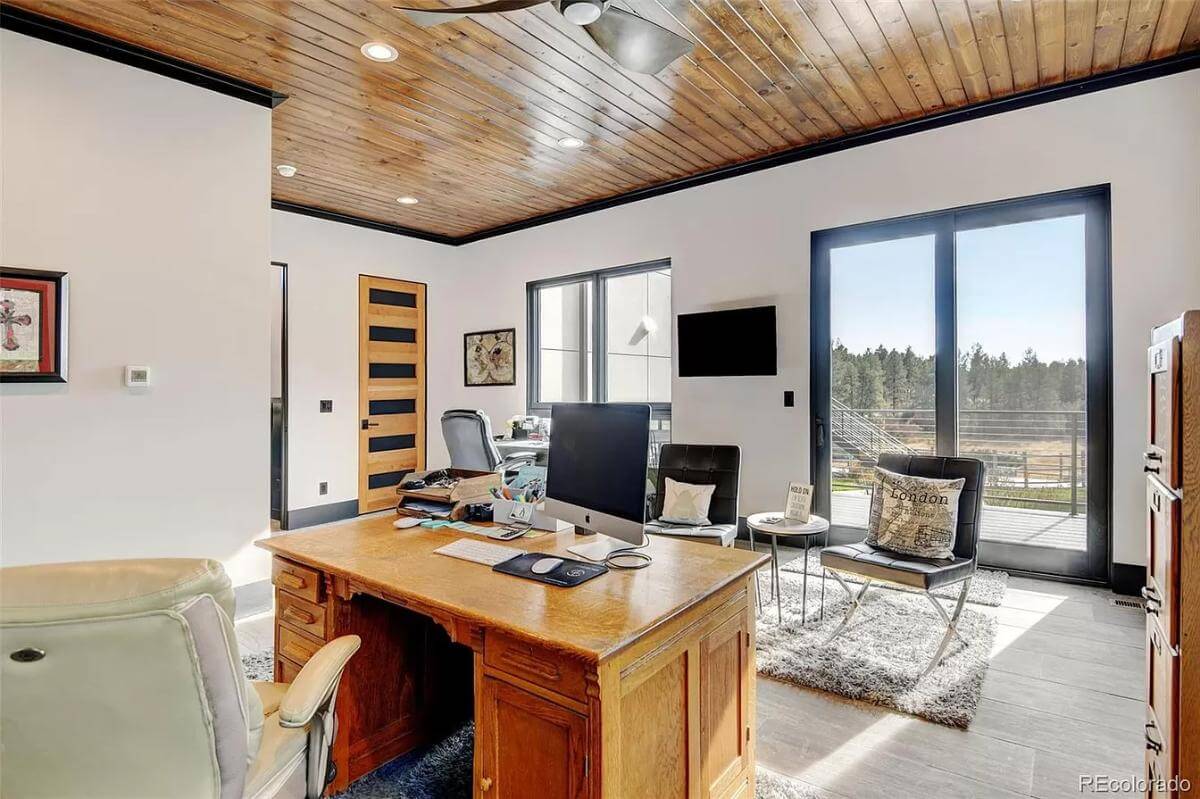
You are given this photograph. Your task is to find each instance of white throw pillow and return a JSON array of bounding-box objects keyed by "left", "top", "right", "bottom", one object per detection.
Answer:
[{"left": 660, "top": 477, "right": 716, "bottom": 526}]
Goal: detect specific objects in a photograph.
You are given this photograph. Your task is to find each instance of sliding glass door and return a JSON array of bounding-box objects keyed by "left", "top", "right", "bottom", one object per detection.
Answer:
[{"left": 811, "top": 187, "right": 1111, "bottom": 582}]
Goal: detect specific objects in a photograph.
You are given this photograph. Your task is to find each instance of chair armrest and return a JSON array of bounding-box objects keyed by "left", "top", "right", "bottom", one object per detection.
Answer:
[{"left": 278, "top": 635, "right": 360, "bottom": 728}]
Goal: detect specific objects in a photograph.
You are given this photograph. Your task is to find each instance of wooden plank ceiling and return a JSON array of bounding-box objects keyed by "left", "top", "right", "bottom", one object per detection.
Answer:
[{"left": 8, "top": 0, "right": 1200, "bottom": 239}]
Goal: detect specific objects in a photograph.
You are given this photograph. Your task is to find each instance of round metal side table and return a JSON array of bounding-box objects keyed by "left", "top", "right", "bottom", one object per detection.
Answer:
[{"left": 746, "top": 512, "right": 830, "bottom": 625}]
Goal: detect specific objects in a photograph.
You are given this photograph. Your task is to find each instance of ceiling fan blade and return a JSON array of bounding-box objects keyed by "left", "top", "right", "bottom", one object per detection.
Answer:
[
  {"left": 583, "top": 7, "right": 693, "bottom": 75},
  {"left": 395, "top": 0, "right": 550, "bottom": 27}
]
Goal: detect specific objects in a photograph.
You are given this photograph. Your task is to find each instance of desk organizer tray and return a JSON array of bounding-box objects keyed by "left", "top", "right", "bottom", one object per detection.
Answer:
[{"left": 493, "top": 553, "right": 608, "bottom": 587}]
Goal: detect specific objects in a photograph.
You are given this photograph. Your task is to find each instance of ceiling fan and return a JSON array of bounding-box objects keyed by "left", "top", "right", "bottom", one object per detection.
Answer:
[{"left": 393, "top": 0, "right": 694, "bottom": 75}]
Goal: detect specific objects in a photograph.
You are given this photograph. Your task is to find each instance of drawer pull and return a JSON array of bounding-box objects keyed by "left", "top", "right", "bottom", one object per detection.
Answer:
[
  {"left": 1145, "top": 598, "right": 1161, "bottom": 616},
  {"left": 1141, "top": 585, "right": 1160, "bottom": 602},
  {"left": 1145, "top": 451, "right": 1163, "bottom": 461},
  {"left": 283, "top": 606, "right": 316, "bottom": 625},
  {"left": 1144, "top": 465, "right": 1161, "bottom": 474},
  {"left": 480, "top": 777, "right": 493, "bottom": 792},
  {"left": 1146, "top": 722, "right": 1164, "bottom": 754},
  {"left": 278, "top": 572, "right": 306, "bottom": 590}
]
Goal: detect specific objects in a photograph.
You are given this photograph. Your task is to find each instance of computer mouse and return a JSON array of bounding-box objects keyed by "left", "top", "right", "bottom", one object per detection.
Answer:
[
  {"left": 394, "top": 516, "right": 423, "bottom": 529},
  {"left": 530, "top": 557, "right": 563, "bottom": 575}
]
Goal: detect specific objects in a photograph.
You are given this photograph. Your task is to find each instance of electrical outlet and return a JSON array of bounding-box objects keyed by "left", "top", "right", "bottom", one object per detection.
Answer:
[
  {"left": 319, "top": 482, "right": 328, "bottom": 496},
  {"left": 784, "top": 390, "right": 795, "bottom": 407},
  {"left": 320, "top": 400, "right": 333, "bottom": 413}
]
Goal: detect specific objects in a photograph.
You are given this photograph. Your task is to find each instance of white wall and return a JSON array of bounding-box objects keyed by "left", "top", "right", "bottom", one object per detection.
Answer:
[
  {"left": 444, "top": 70, "right": 1200, "bottom": 567},
  {"left": 270, "top": 211, "right": 459, "bottom": 512},
  {"left": 0, "top": 31, "right": 273, "bottom": 585}
]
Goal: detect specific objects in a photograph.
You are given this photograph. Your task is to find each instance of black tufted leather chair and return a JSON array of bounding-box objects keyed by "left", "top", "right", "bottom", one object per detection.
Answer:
[
  {"left": 645, "top": 444, "right": 741, "bottom": 547},
  {"left": 821, "top": 453, "right": 986, "bottom": 677}
]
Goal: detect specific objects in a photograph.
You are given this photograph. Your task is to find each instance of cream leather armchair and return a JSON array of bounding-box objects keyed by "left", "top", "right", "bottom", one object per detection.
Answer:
[{"left": 0, "top": 558, "right": 360, "bottom": 799}]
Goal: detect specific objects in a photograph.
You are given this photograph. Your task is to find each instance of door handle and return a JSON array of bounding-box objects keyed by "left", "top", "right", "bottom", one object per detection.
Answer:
[
  {"left": 361, "top": 419, "right": 379, "bottom": 430},
  {"left": 815, "top": 416, "right": 825, "bottom": 448}
]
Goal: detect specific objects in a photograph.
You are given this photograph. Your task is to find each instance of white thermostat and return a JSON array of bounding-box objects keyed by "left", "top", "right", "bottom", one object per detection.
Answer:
[{"left": 124, "top": 366, "right": 152, "bottom": 388}]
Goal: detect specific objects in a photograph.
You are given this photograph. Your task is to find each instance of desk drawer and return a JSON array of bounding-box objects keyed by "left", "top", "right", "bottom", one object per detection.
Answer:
[
  {"left": 278, "top": 625, "right": 322, "bottom": 667},
  {"left": 278, "top": 591, "right": 327, "bottom": 640},
  {"left": 484, "top": 630, "right": 588, "bottom": 703},
  {"left": 1146, "top": 476, "right": 1180, "bottom": 646},
  {"left": 272, "top": 557, "right": 324, "bottom": 604},
  {"left": 276, "top": 655, "right": 302, "bottom": 684}
]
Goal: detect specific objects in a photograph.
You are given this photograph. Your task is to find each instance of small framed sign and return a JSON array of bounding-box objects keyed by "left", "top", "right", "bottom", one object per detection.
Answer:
[{"left": 784, "top": 482, "right": 813, "bottom": 523}]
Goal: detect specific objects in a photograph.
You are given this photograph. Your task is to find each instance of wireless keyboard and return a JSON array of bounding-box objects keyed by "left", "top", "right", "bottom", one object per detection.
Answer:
[{"left": 434, "top": 538, "right": 524, "bottom": 566}]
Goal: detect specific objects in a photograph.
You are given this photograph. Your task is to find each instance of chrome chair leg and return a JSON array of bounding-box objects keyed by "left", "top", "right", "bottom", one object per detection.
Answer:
[
  {"left": 921, "top": 576, "right": 973, "bottom": 678},
  {"left": 824, "top": 572, "right": 872, "bottom": 645}
]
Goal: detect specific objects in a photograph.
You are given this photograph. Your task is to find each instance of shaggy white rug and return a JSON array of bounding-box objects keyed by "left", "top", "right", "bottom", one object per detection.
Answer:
[
  {"left": 242, "top": 650, "right": 828, "bottom": 798},
  {"left": 756, "top": 571, "right": 997, "bottom": 728},
  {"left": 778, "top": 548, "right": 1009, "bottom": 607}
]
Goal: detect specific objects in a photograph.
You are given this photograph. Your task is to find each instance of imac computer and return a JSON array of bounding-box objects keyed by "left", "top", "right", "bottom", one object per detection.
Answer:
[{"left": 544, "top": 403, "right": 651, "bottom": 562}]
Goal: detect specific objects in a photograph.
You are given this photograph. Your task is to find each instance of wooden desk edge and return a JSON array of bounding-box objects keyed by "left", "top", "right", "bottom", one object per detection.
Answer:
[{"left": 255, "top": 536, "right": 768, "bottom": 663}]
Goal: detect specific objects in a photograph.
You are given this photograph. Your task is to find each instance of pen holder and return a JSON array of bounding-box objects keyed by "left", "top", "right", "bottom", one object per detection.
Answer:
[{"left": 491, "top": 499, "right": 573, "bottom": 532}]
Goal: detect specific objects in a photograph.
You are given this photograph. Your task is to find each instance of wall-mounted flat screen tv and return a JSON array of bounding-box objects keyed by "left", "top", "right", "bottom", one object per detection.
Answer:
[{"left": 677, "top": 305, "right": 777, "bottom": 377}]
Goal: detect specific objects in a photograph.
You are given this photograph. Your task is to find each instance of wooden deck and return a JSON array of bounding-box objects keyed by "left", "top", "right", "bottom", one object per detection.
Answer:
[{"left": 831, "top": 491, "right": 1087, "bottom": 551}]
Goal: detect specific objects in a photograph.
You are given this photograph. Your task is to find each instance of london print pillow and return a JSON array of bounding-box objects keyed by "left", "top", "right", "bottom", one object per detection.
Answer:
[{"left": 865, "top": 467, "right": 965, "bottom": 560}]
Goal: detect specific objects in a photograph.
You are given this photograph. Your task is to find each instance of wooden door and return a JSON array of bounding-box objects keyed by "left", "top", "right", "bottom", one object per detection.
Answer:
[
  {"left": 359, "top": 276, "right": 426, "bottom": 513},
  {"left": 699, "top": 608, "right": 752, "bottom": 799},
  {"left": 477, "top": 676, "right": 588, "bottom": 799}
]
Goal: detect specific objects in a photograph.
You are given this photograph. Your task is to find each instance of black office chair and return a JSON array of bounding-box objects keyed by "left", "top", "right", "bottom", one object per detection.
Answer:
[
  {"left": 644, "top": 444, "right": 740, "bottom": 547},
  {"left": 440, "top": 409, "right": 534, "bottom": 479},
  {"left": 821, "top": 453, "right": 986, "bottom": 677}
]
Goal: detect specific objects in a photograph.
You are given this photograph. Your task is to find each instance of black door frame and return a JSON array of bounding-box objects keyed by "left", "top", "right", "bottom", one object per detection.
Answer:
[
  {"left": 271, "top": 260, "right": 289, "bottom": 531},
  {"left": 810, "top": 185, "right": 1112, "bottom": 584}
]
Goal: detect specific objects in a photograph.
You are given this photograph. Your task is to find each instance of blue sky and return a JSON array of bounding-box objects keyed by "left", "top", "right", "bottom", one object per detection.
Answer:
[{"left": 830, "top": 215, "right": 1087, "bottom": 362}]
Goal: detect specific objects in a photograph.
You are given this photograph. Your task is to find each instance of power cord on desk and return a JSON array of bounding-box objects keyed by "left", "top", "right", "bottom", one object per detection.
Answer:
[{"left": 573, "top": 535, "right": 653, "bottom": 570}]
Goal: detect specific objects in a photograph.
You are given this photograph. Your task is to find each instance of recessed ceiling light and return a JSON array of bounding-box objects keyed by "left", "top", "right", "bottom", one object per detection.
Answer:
[
  {"left": 561, "top": 0, "right": 604, "bottom": 25},
  {"left": 556, "top": 136, "right": 585, "bottom": 149},
  {"left": 360, "top": 41, "right": 398, "bottom": 62},
  {"left": 397, "top": 196, "right": 420, "bottom": 205},
  {"left": 275, "top": 164, "right": 297, "bottom": 177}
]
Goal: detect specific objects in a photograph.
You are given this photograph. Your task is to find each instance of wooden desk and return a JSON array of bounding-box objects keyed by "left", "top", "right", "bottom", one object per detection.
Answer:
[{"left": 258, "top": 515, "right": 767, "bottom": 798}]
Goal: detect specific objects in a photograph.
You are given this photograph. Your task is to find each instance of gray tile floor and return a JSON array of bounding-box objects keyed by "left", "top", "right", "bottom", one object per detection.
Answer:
[{"left": 750, "top": 542, "right": 1144, "bottom": 798}]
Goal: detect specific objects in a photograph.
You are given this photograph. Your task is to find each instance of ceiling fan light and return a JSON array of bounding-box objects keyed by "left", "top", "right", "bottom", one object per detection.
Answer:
[{"left": 561, "top": 0, "right": 603, "bottom": 25}]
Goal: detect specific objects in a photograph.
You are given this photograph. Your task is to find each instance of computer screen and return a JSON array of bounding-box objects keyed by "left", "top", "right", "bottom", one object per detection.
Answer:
[{"left": 546, "top": 403, "right": 650, "bottom": 524}]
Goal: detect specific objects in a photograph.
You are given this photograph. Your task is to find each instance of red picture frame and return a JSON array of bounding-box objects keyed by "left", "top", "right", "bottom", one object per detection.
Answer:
[{"left": 0, "top": 267, "right": 69, "bottom": 383}]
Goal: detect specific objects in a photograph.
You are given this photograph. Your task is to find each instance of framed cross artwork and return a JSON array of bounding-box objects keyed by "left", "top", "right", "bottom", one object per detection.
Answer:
[
  {"left": 464, "top": 328, "right": 516, "bottom": 386},
  {"left": 0, "top": 267, "right": 69, "bottom": 383}
]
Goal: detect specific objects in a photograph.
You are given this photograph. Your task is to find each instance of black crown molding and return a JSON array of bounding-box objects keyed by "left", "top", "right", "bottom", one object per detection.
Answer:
[
  {"left": 0, "top": 4, "right": 287, "bottom": 109},
  {"left": 271, "top": 201, "right": 458, "bottom": 246}
]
